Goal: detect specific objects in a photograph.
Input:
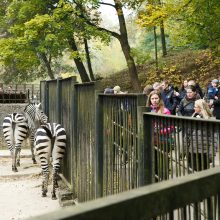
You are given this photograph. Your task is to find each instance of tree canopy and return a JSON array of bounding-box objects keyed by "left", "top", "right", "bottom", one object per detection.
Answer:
[{"left": 0, "top": 0, "right": 219, "bottom": 88}]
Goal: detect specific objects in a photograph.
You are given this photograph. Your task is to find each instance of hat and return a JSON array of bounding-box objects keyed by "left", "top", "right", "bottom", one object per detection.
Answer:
[{"left": 212, "top": 79, "right": 219, "bottom": 84}]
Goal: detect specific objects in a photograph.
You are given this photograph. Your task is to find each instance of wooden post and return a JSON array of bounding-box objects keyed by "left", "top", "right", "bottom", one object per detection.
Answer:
[
  {"left": 71, "top": 76, "right": 77, "bottom": 197},
  {"left": 143, "top": 113, "right": 154, "bottom": 185},
  {"left": 95, "top": 91, "right": 104, "bottom": 198},
  {"left": 137, "top": 106, "right": 146, "bottom": 187},
  {"left": 56, "top": 77, "right": 62, "bottom": 124}
]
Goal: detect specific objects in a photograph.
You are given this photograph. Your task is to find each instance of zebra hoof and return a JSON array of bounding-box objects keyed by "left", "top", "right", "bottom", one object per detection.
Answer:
[
  {"left": 52, "top": 195, "right": 57, "bottom": 200},
  {"left": 17, "top": 161, "right": 20, "bottom": 167},
  {"left": 42, "top": 193, "right": 47, "bottom": 197},
  {"left": 32, "top": 158, "right": 37, "bottom": 164},
  {"left": 12, "top": 167, "right": 18, "bottom": 172}
]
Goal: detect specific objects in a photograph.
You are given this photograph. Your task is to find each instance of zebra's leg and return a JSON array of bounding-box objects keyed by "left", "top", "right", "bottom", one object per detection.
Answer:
[
  {"left": 51, "top": 169, "right": 58, "bottom": 200},
  {"left": 16, "top": 148, "right": 21, "bottom": 166},
  {"left": 30, "top": 134, "right": 37, "bottom": 164},
  {"left": 51, "top": 157, "right": 62, "bottom": 200},
  {"left": 13, "top": 125, "right": 27, "bottom": 171},
  {"left": 13, "top": 144, "right": 21, "bottom": 172},
  {"left": 6, "top": 140, "right": 17, "bottom": 172},
  {"left": 42, "top": 171, "right": 49, "bottom": 197},
  {"left": 8, "top": 145, "right": 16, "bottom": 171},
  {"left": 6, "top": 143, "right": 15, "bottom": 171},
  {"left": 3, "top": 125, "right": 14, "bottom": 171}
]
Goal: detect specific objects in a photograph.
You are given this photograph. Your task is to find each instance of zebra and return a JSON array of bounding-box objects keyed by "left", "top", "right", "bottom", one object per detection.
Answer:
[
  {"left": 2, "top": 103, "right": 48, "bottom": 172},
  {"left": 34, "top": 122, "right": 66, "bottom": 200}
]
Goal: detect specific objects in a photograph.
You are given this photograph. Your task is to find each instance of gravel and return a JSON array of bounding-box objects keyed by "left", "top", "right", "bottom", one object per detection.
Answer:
[{"left": 0, "top": 151, "right": 63, "bottom": 220}]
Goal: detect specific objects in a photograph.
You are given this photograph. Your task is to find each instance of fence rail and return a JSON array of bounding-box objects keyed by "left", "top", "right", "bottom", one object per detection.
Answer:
[{"left": 27, "top": 167, "right": 220, "bottom": 220}]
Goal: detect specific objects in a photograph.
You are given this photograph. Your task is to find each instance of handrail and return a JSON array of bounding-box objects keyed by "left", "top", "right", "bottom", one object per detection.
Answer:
[{"left": 26, "top": 167, "right": 220, "bottom": 220}]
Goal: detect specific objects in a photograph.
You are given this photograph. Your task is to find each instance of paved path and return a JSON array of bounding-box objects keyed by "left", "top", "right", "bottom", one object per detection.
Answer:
[{"left": 0, "top": 149, "right": 62, "bottom": 220}]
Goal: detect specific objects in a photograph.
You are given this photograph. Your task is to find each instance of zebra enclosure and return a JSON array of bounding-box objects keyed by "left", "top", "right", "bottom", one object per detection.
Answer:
[{"left": 40, "top": 77, "right": 146, "bottom": 202}]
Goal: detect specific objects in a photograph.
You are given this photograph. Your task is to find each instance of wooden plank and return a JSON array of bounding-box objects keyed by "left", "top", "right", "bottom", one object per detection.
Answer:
[{"left": 27, "top": 167, "right": 220, "bottom": 220}]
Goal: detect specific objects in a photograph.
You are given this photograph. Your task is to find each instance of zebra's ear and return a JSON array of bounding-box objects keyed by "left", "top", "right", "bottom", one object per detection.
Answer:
[{"left": 35, "top": 103, "right": 41, "bottom": 108}]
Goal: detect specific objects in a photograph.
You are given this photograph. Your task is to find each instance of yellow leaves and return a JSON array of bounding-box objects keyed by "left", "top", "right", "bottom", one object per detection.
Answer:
[
  {"left": 143, "top": 64, "right": 182, "bottom": 88},
  {"left": 137, "top": 4, "right": 170, "bottom": 27}
]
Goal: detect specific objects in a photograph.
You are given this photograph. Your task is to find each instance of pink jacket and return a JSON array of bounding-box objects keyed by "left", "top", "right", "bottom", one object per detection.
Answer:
[
  {"left": 150, "top": 105, "right": 171, "bottom": 115},
  {"left": 163, "top": 107, "right": 171, "bottom": 115}
]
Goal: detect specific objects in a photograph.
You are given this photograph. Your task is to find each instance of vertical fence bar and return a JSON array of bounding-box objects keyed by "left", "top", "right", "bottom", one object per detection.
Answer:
[
  {"left": 71, "top": 77, "right": 77, "bottom": 197},
  {"left": 137, "top": 106, "right": 147, "bottom": 187},
  {"left": 56, "top": 77, "right": 61, "bottom": 124},
  {"left": 42, "top": 81, "right": 49, "bottom": 115},
  {"left": 143, "top": 113, "right": 154, "bottom": 185},
  {"left": 96, "top": 93, "right": 104, "bottom": 198}
]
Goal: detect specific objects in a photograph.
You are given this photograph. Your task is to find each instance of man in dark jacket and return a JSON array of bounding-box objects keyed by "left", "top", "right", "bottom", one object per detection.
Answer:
[
  {"left": 161, "top": 80, "right": 178, "bottom": 115},
  {"left": 213, "top": 87, "right": 220, "bottom": 119}
]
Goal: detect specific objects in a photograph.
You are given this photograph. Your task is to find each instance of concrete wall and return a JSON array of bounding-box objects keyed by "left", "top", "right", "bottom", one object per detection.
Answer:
[{"left": 0, "top": 104, "right": 28, "bottom": 149}]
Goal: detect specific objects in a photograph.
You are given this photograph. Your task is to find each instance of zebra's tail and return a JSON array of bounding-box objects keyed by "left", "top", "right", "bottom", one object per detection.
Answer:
[
  {"left": 41, "top": 124, "right": 53, "bottom": 140},
  {"left": 11, "top": 113, "right": 27, "bottom": 123}
]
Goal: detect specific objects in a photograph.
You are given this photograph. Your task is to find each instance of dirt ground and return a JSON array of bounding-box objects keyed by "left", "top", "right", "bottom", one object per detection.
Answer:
[{"left": 0, "top": 150, "right": 64, "bottom": 220}]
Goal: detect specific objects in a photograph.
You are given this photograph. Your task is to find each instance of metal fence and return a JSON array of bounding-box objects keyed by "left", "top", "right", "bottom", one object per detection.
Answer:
[
  {"left": 97, "top": 94, "right": 146, "bottom": 197},
  {"left": 143, "top": 112, "right": 220, "bottom": 219},
  {"left": 0, "top": 84, "right": 40, "bottom": 103}
]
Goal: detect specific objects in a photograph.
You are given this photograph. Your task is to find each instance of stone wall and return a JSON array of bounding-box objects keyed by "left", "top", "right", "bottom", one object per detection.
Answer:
[{"left": 0, "top": 104, "right": 29, "bottom": 149}]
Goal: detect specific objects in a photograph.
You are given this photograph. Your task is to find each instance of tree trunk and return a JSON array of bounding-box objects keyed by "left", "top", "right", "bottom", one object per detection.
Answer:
[
  {"left": 160, "top": 21, "right": 167, "bottom": 57},
  {"left": 153, "top": 26, "right": 159, "bottom": 73},
  {"left": 84, "top": 38, "right": 95, "bottom": 81},
  {"left": 114, "top": 1, "right": 141, "bottom": 92},
  {"left": 68, "top": 37, "right": 90, "bottom": 82},
  {"left": 40, "top": 52, "right": 55, "bottom": 79}
]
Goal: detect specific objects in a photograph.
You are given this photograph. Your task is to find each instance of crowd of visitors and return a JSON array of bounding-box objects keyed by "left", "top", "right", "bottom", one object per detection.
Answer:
[
  {"left": 144, "top": 78, "right": 219, "bottom": 172},
  {"left": 143, "top": 78, "right": 220, "bottom": 119}
]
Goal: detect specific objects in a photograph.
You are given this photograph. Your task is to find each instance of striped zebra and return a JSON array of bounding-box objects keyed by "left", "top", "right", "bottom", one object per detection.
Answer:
[
  {"left": 34, "top": 122, "right": 66, "bottom": 200},
  {"left": 2, "top": 103, "right": 48, "bottom": 172}
]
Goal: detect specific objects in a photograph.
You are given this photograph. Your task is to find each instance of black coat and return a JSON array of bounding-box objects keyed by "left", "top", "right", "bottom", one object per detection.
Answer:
[
  {"left": 213, "top": 87, "right": 220, "bottom": 119},
  {"left": 177, "top": 97, "right": 197, "bottom": 117}
]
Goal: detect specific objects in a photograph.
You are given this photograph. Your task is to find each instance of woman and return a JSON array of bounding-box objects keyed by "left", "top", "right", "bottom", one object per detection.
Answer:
[
  {"left": 146, "top": 90, "right": 172, "bottom": 180},
  {"left": 146, "top": 90, "right": 170, "bottom": 115},
  {"left": 192, "top": 99, "right": 213, "bottom": 119},
  {"left": 177, "top": 85, "right": 199, "bottom": 117},
  {"left": 185, "top": 99, "right": 216, "bottom": 171}
]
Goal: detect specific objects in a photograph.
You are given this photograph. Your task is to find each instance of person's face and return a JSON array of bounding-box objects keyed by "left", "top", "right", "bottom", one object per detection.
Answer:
[
  {"left": 161, "top": 82, "right": 168, "bottom": 90},
  {"left": 211, "top": 82, "right": 218, "bottom": 88},
  {"left": 186, "top": 89, "right": 196, "bottom": 99},
  {"left": 194, "top": 104, "right": 201, "bottom": 114},
  {"left": 183, "top": 80, "right": 188, "bottom": 87},
  {"left": 150, "top": 94, "right": 160, "bottom": 106}
]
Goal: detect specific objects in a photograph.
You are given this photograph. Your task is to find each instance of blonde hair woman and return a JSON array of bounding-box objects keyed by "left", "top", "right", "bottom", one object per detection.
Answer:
[
  {"left": 185, "top": 99, "right": 216, "bottom": 171},
  {"left": 192, "top": 99, "right": 213, "bottom": 119}
]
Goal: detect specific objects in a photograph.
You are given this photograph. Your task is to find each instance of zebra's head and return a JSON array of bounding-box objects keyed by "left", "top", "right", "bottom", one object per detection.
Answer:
[
  {"left": 34, "top": 103, "right": 48, "bottom": 125},
  {"left": 24, "top": 103, "right": 48, "bottom": 127}
]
